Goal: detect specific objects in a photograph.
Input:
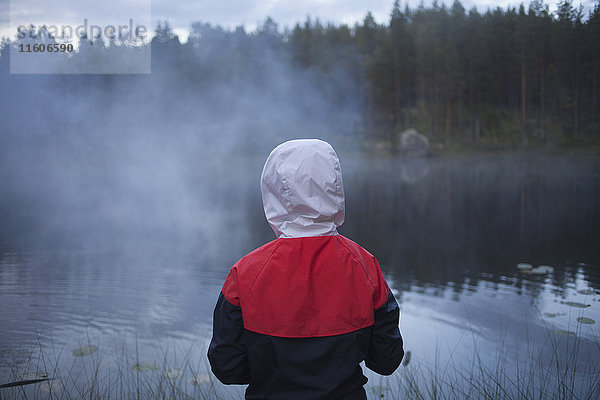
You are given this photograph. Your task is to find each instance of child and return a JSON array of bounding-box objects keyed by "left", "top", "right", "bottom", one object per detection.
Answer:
[{"left": 208, "top": 139, "right": 404, "bottom": 400}]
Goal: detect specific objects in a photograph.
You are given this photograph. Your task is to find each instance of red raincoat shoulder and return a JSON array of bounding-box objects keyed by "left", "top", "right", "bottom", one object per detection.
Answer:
[{"left": 221, "top": 235, "right": 389, "bottom": 338}]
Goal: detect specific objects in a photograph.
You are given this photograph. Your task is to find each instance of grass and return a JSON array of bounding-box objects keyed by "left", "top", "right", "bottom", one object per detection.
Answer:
[
  {"left": 1, "top": 322, "right": 599, "bottom": 400},
  {"left": 369, "top": 308, "right": 600, "bottom": 400},
  {"left": 0, "top": 333, "right": 237, "bottom": 400},
  {"left": 383, "top": 343, "right": 600, "bottom": 400}
]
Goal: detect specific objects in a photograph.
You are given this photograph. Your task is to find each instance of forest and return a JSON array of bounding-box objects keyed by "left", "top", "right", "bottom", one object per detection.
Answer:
[{"left": 1, "top": 0, "right": 599, "bottom": 150}]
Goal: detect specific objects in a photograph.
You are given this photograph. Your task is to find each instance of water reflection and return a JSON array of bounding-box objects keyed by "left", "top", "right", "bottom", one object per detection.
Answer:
[
  {"left": 0, "top": 153, "right": 599, "bottom": 397},
  {"left": 342, "top": 155, "right": 600, "bottom": 295}
]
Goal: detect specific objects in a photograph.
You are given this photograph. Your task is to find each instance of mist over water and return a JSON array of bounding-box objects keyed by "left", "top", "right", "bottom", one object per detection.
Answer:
[
  {"left": 0, "top": 28, "right": 363, "bottom": 257},
  {"left": 1, "top": 23, "right": 600, "bottom": 399},
  {"left": 1, "top": 150, "right": 599, "bottom": 397}
]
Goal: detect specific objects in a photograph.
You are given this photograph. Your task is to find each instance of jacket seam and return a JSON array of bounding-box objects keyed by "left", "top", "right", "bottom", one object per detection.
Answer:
[
  {"left": 241, "top": 239, "right": 286, "bottom": 307},
  {"left": 335, "top": 236, "right": 378, "bottom": 294},
  {"left": 222, "top": 287, "right": 240, "bottom": 306},
  {"left": 243, "top": 323, "right": 374, "bottom": 338}
]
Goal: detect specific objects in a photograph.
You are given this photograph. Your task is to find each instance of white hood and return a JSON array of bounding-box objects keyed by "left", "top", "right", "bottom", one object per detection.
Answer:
[{"left": 261, "top": 139, "right": 345, "bottom": 238}]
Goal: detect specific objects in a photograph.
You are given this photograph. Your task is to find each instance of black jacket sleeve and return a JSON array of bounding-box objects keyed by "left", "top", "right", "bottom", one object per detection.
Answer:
[
  {"left": 207, "top": 292, "right": 251, "bottom": 384},
  {"left": 365, "top": 290, "right": 404, "bottom": 375}
]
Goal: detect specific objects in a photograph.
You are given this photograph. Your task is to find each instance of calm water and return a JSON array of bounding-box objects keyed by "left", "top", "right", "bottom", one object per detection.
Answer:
[{"left": 1, "top": 153, "right": 599, "bottom": 398}]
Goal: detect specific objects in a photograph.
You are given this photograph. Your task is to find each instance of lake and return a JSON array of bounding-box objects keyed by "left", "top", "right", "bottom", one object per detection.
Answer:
[{"left": 1, "top": 153, "right": 599, "bottom": 399}]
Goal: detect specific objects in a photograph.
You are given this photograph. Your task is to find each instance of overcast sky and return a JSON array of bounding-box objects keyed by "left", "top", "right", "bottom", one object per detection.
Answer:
[{"left": 1, "top": 0, "right": 598, "bottom": 43}]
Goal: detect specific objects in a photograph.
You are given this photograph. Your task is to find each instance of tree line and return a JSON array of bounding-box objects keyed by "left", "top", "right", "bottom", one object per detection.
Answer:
[
  {"left": 2, "top": 0, "right": 599, "bottom": 149},
  {"left": 279, "top": 0, "right": 600, "bottom": 147}
]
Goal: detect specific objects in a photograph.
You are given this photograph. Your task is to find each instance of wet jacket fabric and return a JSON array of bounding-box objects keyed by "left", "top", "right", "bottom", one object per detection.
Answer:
[{"left": 208, "top": 139, "right": 404, "bottom": 400}]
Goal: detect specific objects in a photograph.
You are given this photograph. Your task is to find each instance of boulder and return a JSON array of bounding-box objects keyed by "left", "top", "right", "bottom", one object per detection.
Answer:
[{"left": 398, "top": 129, "right": 430, "bottom": 156}]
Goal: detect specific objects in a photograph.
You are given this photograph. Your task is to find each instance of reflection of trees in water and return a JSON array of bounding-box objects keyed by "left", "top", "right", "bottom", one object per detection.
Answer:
[
  {"left": 340, "top": 155, "right": 600, "bottom": 297},
  {"left": 2, "top": 150, "right": 598, "bottom": 299}
]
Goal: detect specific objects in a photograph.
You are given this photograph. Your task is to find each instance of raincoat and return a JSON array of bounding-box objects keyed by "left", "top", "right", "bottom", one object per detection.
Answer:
[{"left": 208, "top": 139, "right": 404, "bottom": 400}]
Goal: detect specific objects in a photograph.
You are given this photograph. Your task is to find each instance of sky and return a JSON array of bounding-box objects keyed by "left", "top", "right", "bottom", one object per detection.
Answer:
[{"left": 1, "top": 0, "right": 598, "bottom": 44}]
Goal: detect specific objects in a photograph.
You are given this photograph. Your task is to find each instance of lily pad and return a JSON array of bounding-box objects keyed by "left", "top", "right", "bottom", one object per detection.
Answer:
[
  {"left": 562, "top": 301, "right": 591, "bottom": 308},
  {"left": 526, "top": 269, "right": 545, "bottom": 275},
  {"left": 72, "top": 345, "right": 98, "bottom": 357},
  {"left": 577, "top": 289, "right": 597, "bottom": 295},
  {"left": 517, "top": 263, "right": 533, "bottom": 271},
  {"left": 21, "top": 372, "right": 49, "bottom": 380},
  {"left": 535, "top": 265, "right": 554, "bottom": 273},
  {"left": 164, "top": 369, "right": 184, "bottom": 379},
  {"left": 40, "top": 380, "right": 63, "bottom": 392},
  {"left": 132, "top": 362, "right": 159, "bottom": 372},
  {"left": 577, "top": 317, "right": 596, "bottom": 325},
  {"left": 543, "top": 312, "right": 567, "bottom": 318},
  {"left": 189, "top": 374, "right": 210, "bottom": 385},
  {"left": 527, "top": 265, "right": 553, "bottom": 274},
  {"left": 553, "top": 329, "right": 576, "bottom": 336}
]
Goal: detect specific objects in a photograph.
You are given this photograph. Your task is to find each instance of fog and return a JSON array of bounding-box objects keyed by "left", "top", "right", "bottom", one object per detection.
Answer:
[
  {"left": 0, "top": 23, "right": 364, "bottom": 261},
  {"left": 2, "top": 22, "right": 600, "bottom": 400},
  {"left": 0, "top": 21, "right": 598, "bottom": 279}
]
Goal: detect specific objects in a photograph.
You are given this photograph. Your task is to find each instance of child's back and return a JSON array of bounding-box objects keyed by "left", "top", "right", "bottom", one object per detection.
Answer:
[{"left": 208, "top": 139, "right": 404, "bottom": 400}]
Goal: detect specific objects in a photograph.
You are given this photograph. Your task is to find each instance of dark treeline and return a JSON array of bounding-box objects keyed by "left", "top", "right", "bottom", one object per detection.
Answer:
[
  {"left": 354, "top": 0, "right": 600, "bottom": 147},
  {"left": 148, "top": 0, "right": 600, "bottom": 148},
  {"left": 286, "top": 0, "right": 600, "bottom": 147},
  {"left": 1, "top": 0, "right": 599, "bottom": 150}
]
